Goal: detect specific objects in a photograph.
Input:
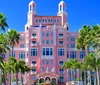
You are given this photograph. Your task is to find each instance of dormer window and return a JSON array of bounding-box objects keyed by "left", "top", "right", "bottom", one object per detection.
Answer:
[
  {"left": 42, "top": 19, "right": 45, "bottom": 22},
  {"left": 36, "top": 19, "right": 38, "bottom": 22},
  {"left": 54, "top": 19, "right": 56, "bottom": 22},
  {"left": 57, "top": 19, "right": 59, "bottom": 22},
  {"left": 67, "top": 27, "right": 69, "bottom": 31}
]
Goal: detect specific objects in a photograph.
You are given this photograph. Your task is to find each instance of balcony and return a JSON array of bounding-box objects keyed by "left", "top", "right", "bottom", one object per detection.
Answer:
[
  {"left": 59, "top": 43, "right": 64, "bottom": 46},
  {"left": 59, "top": 71, "right": 64, "bottom": 74},
  {"left": 59, "top": 34, "right": 64, "bottom": 39},
  {"left": 31, "top": 43, "right": 37, "bottom": 46},
  {"left": 31, "top": 64, "right": 37, "bottom": 67},
  {"left": 31, "top": 71, "right": 37, "bottom": 75},
  {"left": 59, "top": 64, "right": 64, "bottom": 66}
]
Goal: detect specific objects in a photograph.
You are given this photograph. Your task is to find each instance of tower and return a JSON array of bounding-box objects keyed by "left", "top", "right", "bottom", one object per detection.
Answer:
[
  {"left": 28, "top": 0, "right": 36, "bottom": 26},
  {"left": 58, "top": 0, "right": 68, "bottom": 26}
]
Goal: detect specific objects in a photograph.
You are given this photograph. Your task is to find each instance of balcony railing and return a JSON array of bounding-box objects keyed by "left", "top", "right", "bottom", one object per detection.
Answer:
[
  {"left": 31, "top": 43, "right": 37, "bottom": 46},
  {"left": 31, "top": 36, "right": 37, "bottom": 39},
  {"left": 59, "top": 43, "right": 64, "bottom": 46},
  {"left": 31, "top": 64, "right": 37, "bottom": 67},
  {"left": 31, "top": 71, "right": 37, "bottom": 75},
  {"left": 59, "top": 36, "right": 64, "bottom": 39},
  {"left": 59, "top": 71, "right": 64, "bottom": 74}
]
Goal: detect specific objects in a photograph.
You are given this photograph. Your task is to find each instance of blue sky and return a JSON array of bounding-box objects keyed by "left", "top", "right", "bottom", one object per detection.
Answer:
[{"left": 0, "top": 0, "right": 100, "bottom": 32}]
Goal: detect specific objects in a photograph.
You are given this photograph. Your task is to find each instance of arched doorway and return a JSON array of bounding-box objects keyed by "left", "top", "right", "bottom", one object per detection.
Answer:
[
  {"left": 39, "top": 78, "right": 44, "bottom": 83},
  {"left": 52, "top": 78, "right": 56, "bottom": 83},
  {"left": 45, "top": 77, "right": 51, "bottom": 82}
]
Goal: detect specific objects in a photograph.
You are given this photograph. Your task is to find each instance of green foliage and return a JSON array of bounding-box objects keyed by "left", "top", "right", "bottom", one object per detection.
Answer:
[{"left": 0, "top": 13, "right": 8, "bottom": 32}]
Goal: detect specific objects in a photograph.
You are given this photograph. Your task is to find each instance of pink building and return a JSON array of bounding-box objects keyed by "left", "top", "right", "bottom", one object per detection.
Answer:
[{"left": 2, "top": 0, "right": 87, "bottom": 85}]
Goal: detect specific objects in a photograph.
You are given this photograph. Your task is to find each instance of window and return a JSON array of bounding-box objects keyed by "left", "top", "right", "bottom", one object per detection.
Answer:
[
  {"left": 46, "top": 40, "right": 49, "bottom": 44},
  {"left": 46, "top": 60, "right": 49, "bottom": 64},
  {"left": 67, "top": 27, "right": 69, "bottom": 31},
  {"left": 59, "top": 76, "right": 64, "bottom": 82},
  {"left": 80, "top": 52, "right": 86, "bottom": 59},
  {"left": 31, "top": 48, "right": 37, "bottom": 56},
  {"left": 42, "top": 48, "right": 53, "bottom": 56},
  {"left": 32, "top": 61, "right": 36, "bottom": 65},
  {"left": 70, "top": 51, "right": 76, "bottom": 59},
  {"left": 54, "top": 19, "right": 56, "bottom": 22},
  {"left": 2, "top": 53, "right": 6, "bottom": 59},
  {"left": 46, "top": 40, "right": 52, "bottom": 44},
  {"left": 19, "top": 52, "right": 25, "bottom": 59},
  {"left": 20, "top": 44, "right": 24, "bottom": 48},
  {"left": 32, "top": 76, "right": 36, "bottom": 80},
  {"left": 59, "top": 34, "right": 63, "bottom": 37},
  {"left": 32, "top": 68, "right": 36, "bottom": 72},
  {"left": 59, "top": 68, "right": 64, "bottom": 74},
  {"left": 32, "top": 34, "right": 36, "bottom": 37},
  {"left": 59, "top": 41, "right": 63, "bottom": 45},
  {"left": 57, "top": 19, "right": 59, "bottom": 22},
  {"left": 32, "top": 41, "right": 36, "bottom": 44},
  {"left": 36, "top": 19, "right": 38, "bottom": 22},
  {"left": 70, "top": 44, "right": 75, "bottom": 48},
  {"left": 59, "top": 61, "right": 64, "bottom": 66},
  {"left": 48, "top": 19, "right": 51, "bottom": 22},
  {"left": 42, "top": 19, "right": 45, "bottom": 22},
  {"left": 71, "top": 36, "right": 75, "bottom": 42},
  {"left": 58, "top": 48, "right": 64, "bottom": 56},
  {"left": 9, "top": 52, "right": 15, "bottom": 57},
  {"left": 20, "top": 37, "right": 24, "bottom": 41},
  {"left": 46, "top": 33, "right": 49, "bottom": 37}
]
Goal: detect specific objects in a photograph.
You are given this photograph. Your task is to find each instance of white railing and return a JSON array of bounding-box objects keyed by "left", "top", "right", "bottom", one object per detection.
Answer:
[{"left": 31, "top": 64, "right": 37, "bottom": 67}]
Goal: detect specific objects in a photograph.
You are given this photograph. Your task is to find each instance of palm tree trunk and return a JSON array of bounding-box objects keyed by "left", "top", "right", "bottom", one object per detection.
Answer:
[
  {"left": 0, "top": 69, "right": 2, "bottom": 85},
  {"left": 94, "top": 71, "right": 97, "bottom": 85},
  {"left": 3, "top": 71, "right": 6, "bottom": 85},
  {"left": 96, "top": 67, "right": 99, "bottom": 85},
  {"left": 11, "top": 45, "right": 14, "bottom": 57},
  {"left": 89, "top": 71, "right": 91, "bottom": 85},
  {"left": 87, "top": 47, "right": 90, "bottom": 55},
  {"left": 84, "top": 71, "right": 87, "bottom": 85},
  {"left": 9, "top": 73, "right": 11, "bottom": 85},
  {"left": 87, "top": 70, "right": 90, "bottom": 85},
  {"left": 21, "top": 73, "right": 23, "bottom": 85},
  {"left": 16, "top": 73, "right": 19, "bottom": 85}
]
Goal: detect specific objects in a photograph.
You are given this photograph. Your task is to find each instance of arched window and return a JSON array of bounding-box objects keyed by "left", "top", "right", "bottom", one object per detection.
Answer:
[
  {"left": 67, "top": 27, "right": 69, "bottom": 31},
  {"left": 30, "top": 5, "right": 32, "bottom": 11},
  {"left": 60, "top": 5, "right": 62, "bottom": 12}
]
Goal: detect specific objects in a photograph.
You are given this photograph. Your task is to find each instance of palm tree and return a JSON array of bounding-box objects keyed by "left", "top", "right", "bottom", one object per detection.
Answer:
[
  {"left": 0, "top": 34, "right": 9, "bottom": 85},
  {"left": 84, "top": 53, "right": 100, "bottom": 85},
  {"left": 63, "top": 60, "right": 72, "bottom": 82},
  {"left": 0, "top": 13, "right": 8, "bottom": 32},
  {"left": 20, "top": 65, "right": 30, "bottom": 85},
  {"left": 0, "top": 57, "right": 5, "bottom": 85},
  {"left": 63, "top": 59, "right": 81, "bottom": 83},
  {"left": 18, "top": 60, "right": 26, "bottom": 85},
  {"left": 8, "top": 57, "right": 17, "bottom": 85},
  {"left": 7, "top": 30, "right": 20, "bottom": 57}
]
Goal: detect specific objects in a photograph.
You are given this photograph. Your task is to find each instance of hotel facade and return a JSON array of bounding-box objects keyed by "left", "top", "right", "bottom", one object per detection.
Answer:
[{"left": 3, "top": 0, "right": 87, "bottom": 85}]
